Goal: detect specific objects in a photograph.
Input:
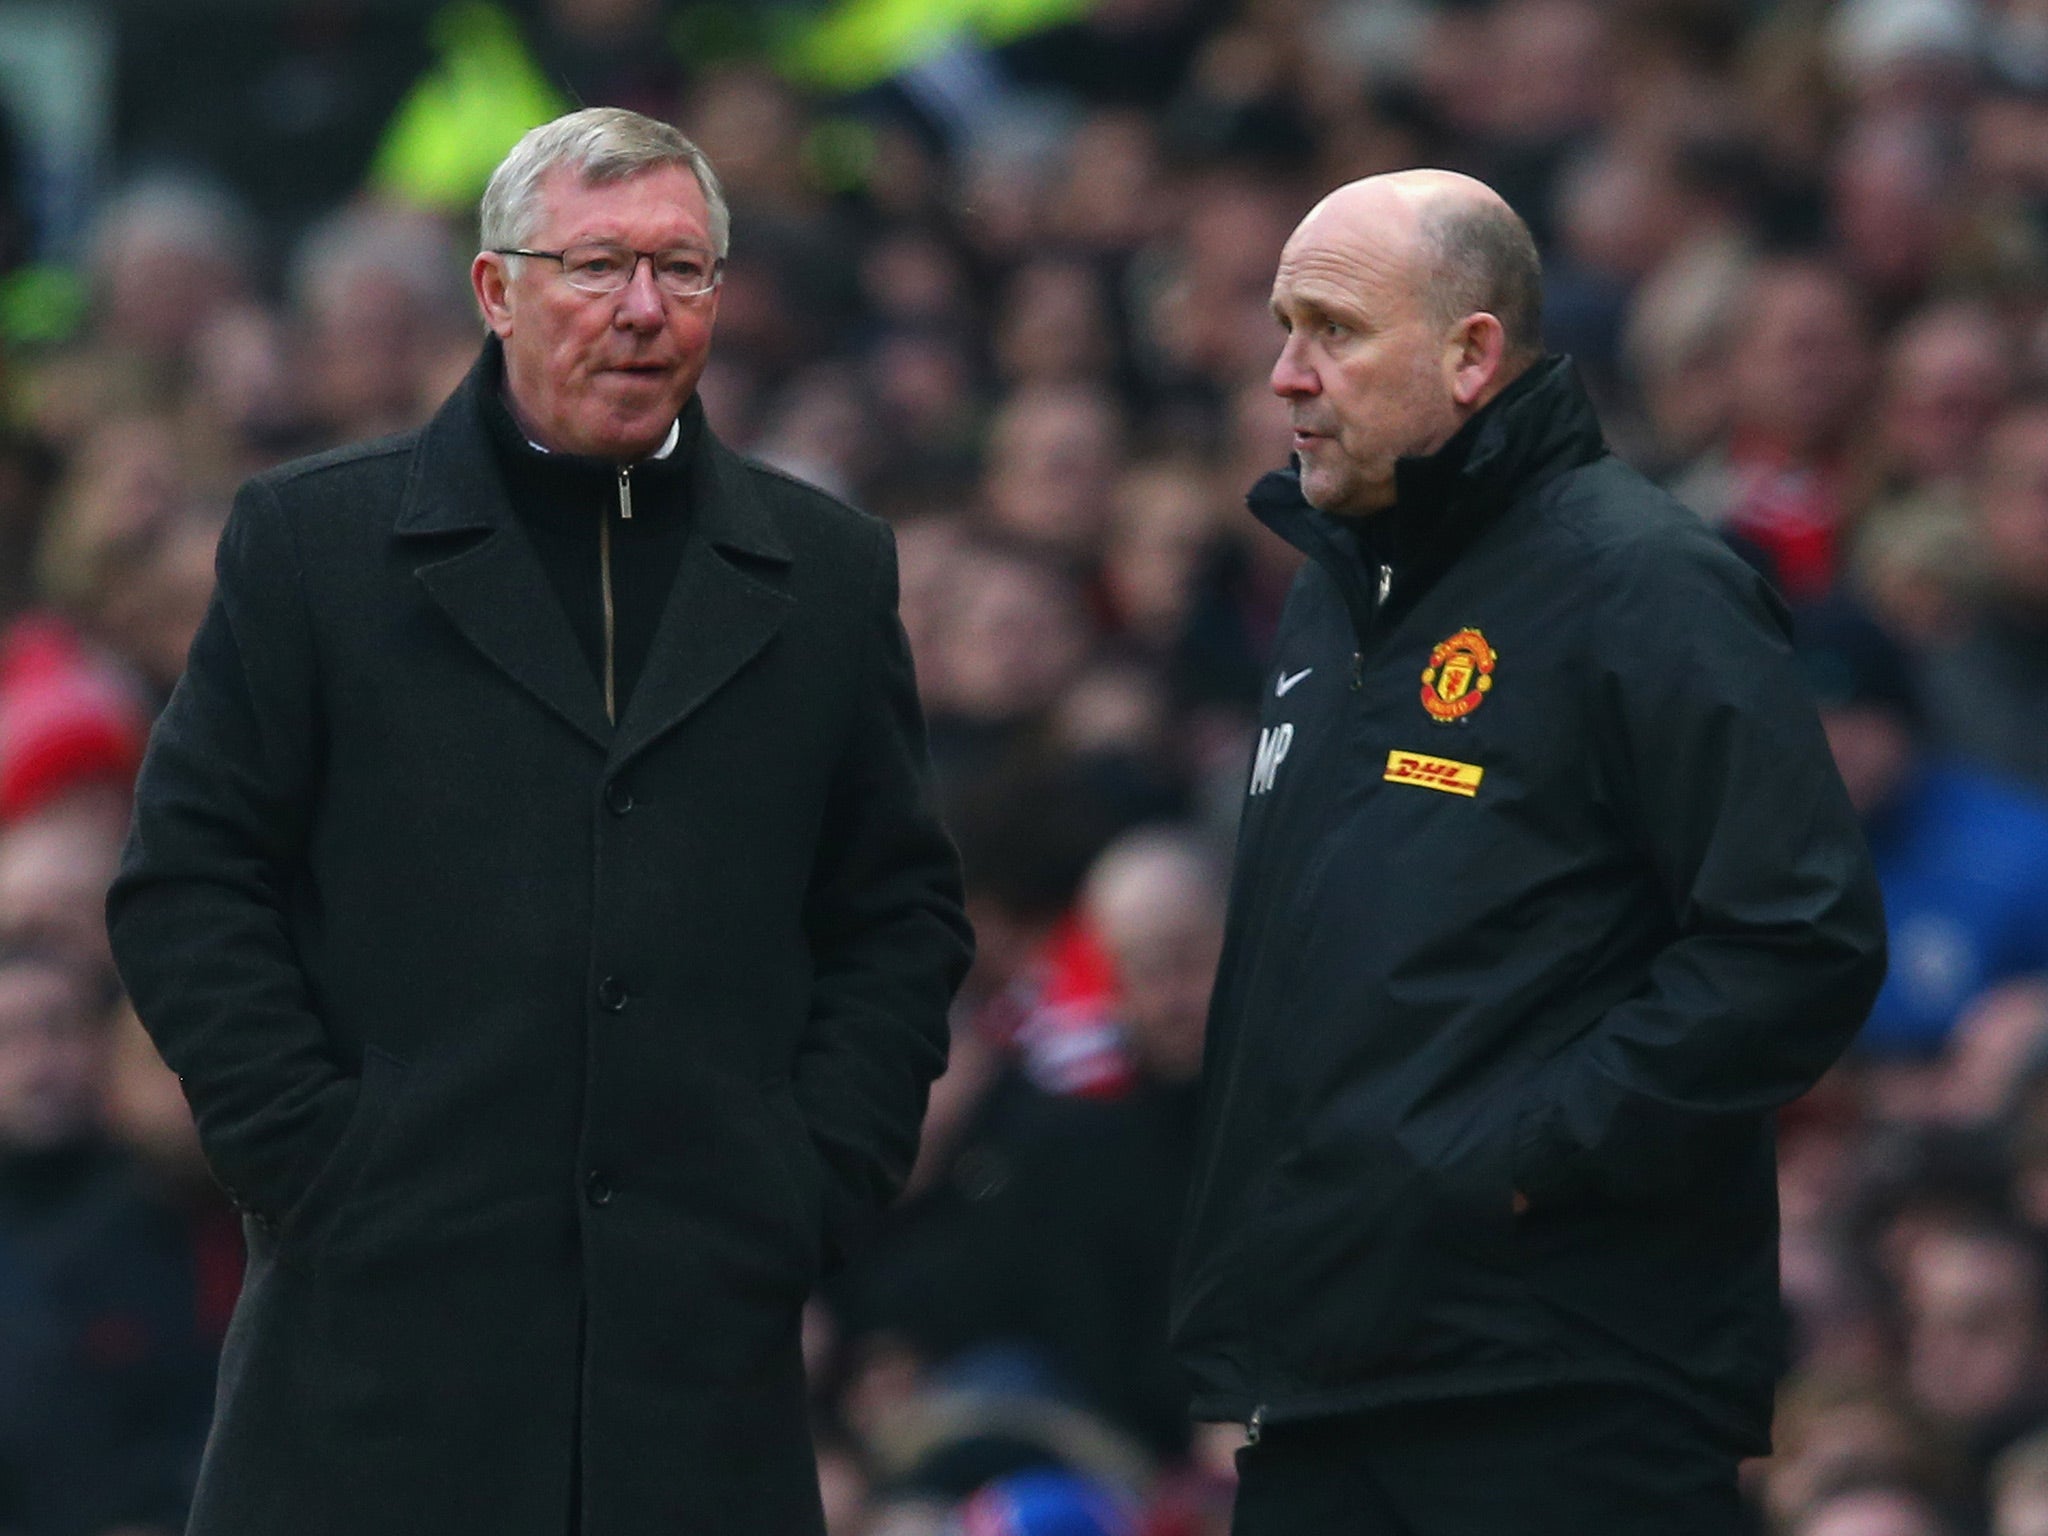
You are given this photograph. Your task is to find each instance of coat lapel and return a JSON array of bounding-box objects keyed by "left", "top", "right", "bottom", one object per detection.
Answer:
[
  {"left": 610, "top": 432, "right": 794, "bottom": 771},
  {"left": 395, "top": 365, "right": 613, "bottom": 751}
]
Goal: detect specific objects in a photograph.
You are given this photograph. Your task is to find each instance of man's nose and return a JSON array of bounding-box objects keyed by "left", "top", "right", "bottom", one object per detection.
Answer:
[
  {"left": 613, "top": 257, "right": 666, "bottom": 329},
  {"left": 1271, "top": 335, "right": 1318, "bottom": 397}
]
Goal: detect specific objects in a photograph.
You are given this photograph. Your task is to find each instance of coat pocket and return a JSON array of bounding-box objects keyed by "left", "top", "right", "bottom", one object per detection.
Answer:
[
  {"left": 753, "top": 1080, "right": 826, "bottom": 1284},
  {"left": 278, "top": 1045, "right": 409, "bottom": 1267},
  {"left": 1254, "top": 1093, "right": 1524, "bottom": 1385}
]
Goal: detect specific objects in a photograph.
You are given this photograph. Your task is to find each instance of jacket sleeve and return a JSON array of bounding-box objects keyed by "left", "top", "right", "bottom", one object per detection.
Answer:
[
  {"left": 796, "top": 521, "right": 973, "bottom": 1264},
  {"left": 106, "top": 476, "right": 355, "bottom": 1227},
  {"left": 1512, "top": 530, "right": 1886, "bottom": 1207}
]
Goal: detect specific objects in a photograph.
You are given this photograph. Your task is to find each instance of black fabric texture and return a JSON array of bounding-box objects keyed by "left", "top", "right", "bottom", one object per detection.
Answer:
[
  {"left": 106, "top": 342, "right": 972, "bottom": 1536},
  {"left": 1171, "top": 356, "right": 1887, "bottom": 1450},
  {"left": 477, "top": 341, "right": 699, "bottom": 719},
  {"left": 1229, "top": 1384, "right": 1753, "bottom": 1536}
]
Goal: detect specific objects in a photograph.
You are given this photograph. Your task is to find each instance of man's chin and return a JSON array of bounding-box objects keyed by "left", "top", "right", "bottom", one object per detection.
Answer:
[
  {"left": 1299, "top": 467, "right": 1375, "bottom": 519},
  {"left": 1294, "top": 460, "right": 1392, "bottom": 520},
  {"left": 576, "top": 403, "right": 684, "bottom": 462}
]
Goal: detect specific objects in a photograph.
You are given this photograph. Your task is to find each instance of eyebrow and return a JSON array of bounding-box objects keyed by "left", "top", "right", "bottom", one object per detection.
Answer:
[{"left": 1273, "top": 292, "right": 1360, "bottom": 329}]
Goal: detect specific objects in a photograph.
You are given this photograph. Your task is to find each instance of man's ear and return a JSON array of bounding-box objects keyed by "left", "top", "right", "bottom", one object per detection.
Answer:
[
  {"left": 1447, "top": 312, "right": 1508, "bottom": 408},
  {"left": 472, "top": 253, "right": 515, "bottom": 339}
]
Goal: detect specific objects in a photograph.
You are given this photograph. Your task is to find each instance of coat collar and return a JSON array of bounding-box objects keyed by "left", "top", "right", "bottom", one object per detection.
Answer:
[
  {"left": 1248, "top": 354, "right": 1607, "bottom": 624},
  {"left": 396, "top": 340, "right": 794, "bottom": 761},
  {"left": 395, "top": 339, "right": 792, "bottom": 565}
]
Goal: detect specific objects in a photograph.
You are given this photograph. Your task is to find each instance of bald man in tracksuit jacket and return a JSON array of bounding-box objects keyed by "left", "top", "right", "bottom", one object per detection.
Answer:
[{"left": 1170, "top": 352, "right": 1886, "bottom": 1531}]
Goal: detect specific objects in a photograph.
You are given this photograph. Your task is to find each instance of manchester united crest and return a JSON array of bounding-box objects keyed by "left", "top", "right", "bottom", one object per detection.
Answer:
[{"left": 1420, "top": 628, "right": 1497, "bottom": 722}]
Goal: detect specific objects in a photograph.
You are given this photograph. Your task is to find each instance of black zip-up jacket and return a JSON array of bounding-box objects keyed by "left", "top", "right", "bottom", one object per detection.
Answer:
[{"left": 1169, "top": 357, "right": 1885, "bottom": 1451}]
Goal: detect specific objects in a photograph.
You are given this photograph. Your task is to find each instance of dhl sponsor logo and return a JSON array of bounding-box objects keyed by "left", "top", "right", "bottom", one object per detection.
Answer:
[{"left": 1383, "top": 751, "right": 1484, "bottom": 797}]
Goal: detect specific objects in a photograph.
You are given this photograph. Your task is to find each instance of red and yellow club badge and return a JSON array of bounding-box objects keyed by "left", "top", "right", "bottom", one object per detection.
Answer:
[{"left": 1420, "top": 628, "right": 1497, "bottom": 722}]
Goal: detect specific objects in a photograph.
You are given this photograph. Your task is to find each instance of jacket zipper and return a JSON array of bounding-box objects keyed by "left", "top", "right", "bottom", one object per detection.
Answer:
[
  {"left": 601, "top": 468, "right": 633, "bottom": 724},
  {"left": 1349, "top": 565, "right": 1392, "bottom": 692},
  {"left": 1246, "top": 1403, "right": 1266, "bottom": 1445}
]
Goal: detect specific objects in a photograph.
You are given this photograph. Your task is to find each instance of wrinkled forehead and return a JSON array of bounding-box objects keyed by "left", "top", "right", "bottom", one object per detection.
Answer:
[
  {"left": 529, "top": 161, "right": 712, "bottom": 244},
  {"left": 1271, "top": 211, "right": 1429, "bottom": 318}
]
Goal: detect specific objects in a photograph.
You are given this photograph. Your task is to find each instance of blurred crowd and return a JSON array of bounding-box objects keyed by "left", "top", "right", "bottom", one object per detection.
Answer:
[{"left": 6, "top": 0, "right": 2048, "bottom": 1532}]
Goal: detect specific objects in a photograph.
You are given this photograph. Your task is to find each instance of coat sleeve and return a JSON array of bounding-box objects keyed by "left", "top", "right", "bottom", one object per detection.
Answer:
[
  {"left": 796, "top": 521, "right": 973, "bottom": 1264},
  {"left": 106, "top": 476, "right": 355, "bottom": 1228},
  {"left": 1511, "top": 529, "right": 1886, "bottom": 1207}
]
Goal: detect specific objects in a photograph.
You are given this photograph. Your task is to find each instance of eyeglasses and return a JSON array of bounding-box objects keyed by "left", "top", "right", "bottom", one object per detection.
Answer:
[{"left": 492, "top": 242, "right": 724, "bottom": 299}]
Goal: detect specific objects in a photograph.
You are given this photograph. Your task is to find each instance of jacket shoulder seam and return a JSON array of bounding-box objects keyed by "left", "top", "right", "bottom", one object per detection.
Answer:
[
  {"left": 255, "top": 432, "right": 420, "bottom": 491},
  {"left": 736, "top": 456, "right": 880, "bottom": 527}
]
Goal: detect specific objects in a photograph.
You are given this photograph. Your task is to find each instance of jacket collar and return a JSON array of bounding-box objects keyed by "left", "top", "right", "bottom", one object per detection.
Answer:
[
  {"left": 1249, "top": 354, "right": 1607, "bottom": 583},
  {"left": 394, "top": 339, "right": 796, "bottom": 761},
  {"left": 394, "top": 337, "right": 791, "bottom": 566}
]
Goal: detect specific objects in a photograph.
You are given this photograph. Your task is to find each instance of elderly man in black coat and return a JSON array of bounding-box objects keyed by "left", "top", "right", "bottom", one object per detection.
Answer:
[{"left": 106, "top": 108, "right": 972, "bottom": 1536}]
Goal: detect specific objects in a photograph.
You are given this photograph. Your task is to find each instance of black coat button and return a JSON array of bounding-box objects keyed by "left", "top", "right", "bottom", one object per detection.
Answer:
[
  {"left": 585, "top": 1171, "right": 615, "bottom": 1207},
  {"left": 604, "top": 781, "right": 634, "bottom": 816},
  {"left": 596, "top": 976, "right": 628, "bottom": 1012}
]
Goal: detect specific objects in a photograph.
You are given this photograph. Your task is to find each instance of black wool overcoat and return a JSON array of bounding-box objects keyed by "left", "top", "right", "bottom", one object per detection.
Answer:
[{"left": 106, "top": 351, "right": 973, "bottom": 1536}]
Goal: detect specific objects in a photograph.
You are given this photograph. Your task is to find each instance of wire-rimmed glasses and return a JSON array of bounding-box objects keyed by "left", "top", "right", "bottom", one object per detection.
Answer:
[{"left": 492, "top": 242, "right": 724, "bottom": 299}]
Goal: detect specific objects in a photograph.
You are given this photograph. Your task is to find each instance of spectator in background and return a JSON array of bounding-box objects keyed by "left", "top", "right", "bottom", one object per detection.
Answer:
[
  {"left": 1945, "top": 980, "right": 2048, "bottom": 1130},
  {"left": 1100, "top": 458, "right": 1227, "bottom": 660},
  {"left": 1923, "top": 395, "right": 2048, "bottom": 793},
  {"left": 1850, "top": 496, "right": 1984, "bottom": 652},
  {"left": 1848, "top": 298, "right": 2015, "bottom": 648},
  {"left": 1673, "top": 255, "right": 1879, "bottom": 602},
  {"left": 862, "top": 328, "right": 982, "bottom": 501},
  {"left": 180, "top": 301, "right": 307, "bottom": 479},
  {"left": 750, "top": 360, "right": 877, "bottom": 503},
  {"left": 0, "top": 795, "right": 128, "bottom": 977},
  {"left": 1901, "top": 1219, "right": 2048, "bottom": 1473},
  {"left": 1618, "top": 234, "right": 1752, "bottom": 479},
  {"left": 922, "top": 540, "right": 1097, "bottom": 783},
  {"left": 28, "top": 178, "right": 256, "bottom": 452},
  {"left": 0, "top": 949, "right": 216, "bottom": 1536},
  {"left": 32, "top": 414, "right": 221, "bottom": 705},
  {"left": 832, "top": 819, "right": 1221, "bottom": 1463},
  {"left": 1795, "top": 598, "right": 2048, "bottom": 1064},
  {"left": 1084, "top": 828, "right": 1222, "bottom": 1093},
  {"left": 993, "top": 258, "right": 1121, "bottom": 391},
  {"left": 1829, "top": 113, "right": 1959, "bottom": 326},
  {"left": 1873, "top": 301, "right": 2017, "bottom": 500},
  {"left": 991, "top": 826, "right": 1223, "bottom": 1453},
  {"left": 288, "top": 203, "right": 477, "bottom": 450},
  {"left": 980, "top": 384, "right": 1126, "bottom": 569}
]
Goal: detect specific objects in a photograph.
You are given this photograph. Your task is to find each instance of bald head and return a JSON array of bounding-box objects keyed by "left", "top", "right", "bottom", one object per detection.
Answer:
[
  {"left": 1295, "top": 172, "right": 1543, "bottom": 364},
  {"left": 1269, "top": 171, "right": 1544, "bottom": 515}
]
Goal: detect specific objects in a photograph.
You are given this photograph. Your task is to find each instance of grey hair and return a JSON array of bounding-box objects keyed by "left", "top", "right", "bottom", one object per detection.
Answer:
[
  {"left": 1419, "top": 199, "right": 1544, "bottom": 363},
  {"left": 479, "top": 107, "right": 730, "bottom": 258}
]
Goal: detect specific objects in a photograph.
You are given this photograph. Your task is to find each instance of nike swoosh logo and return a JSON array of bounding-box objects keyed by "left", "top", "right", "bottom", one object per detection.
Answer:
[{"left": 1276, "top": 667, "right": 1313, "bottom": 696}]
